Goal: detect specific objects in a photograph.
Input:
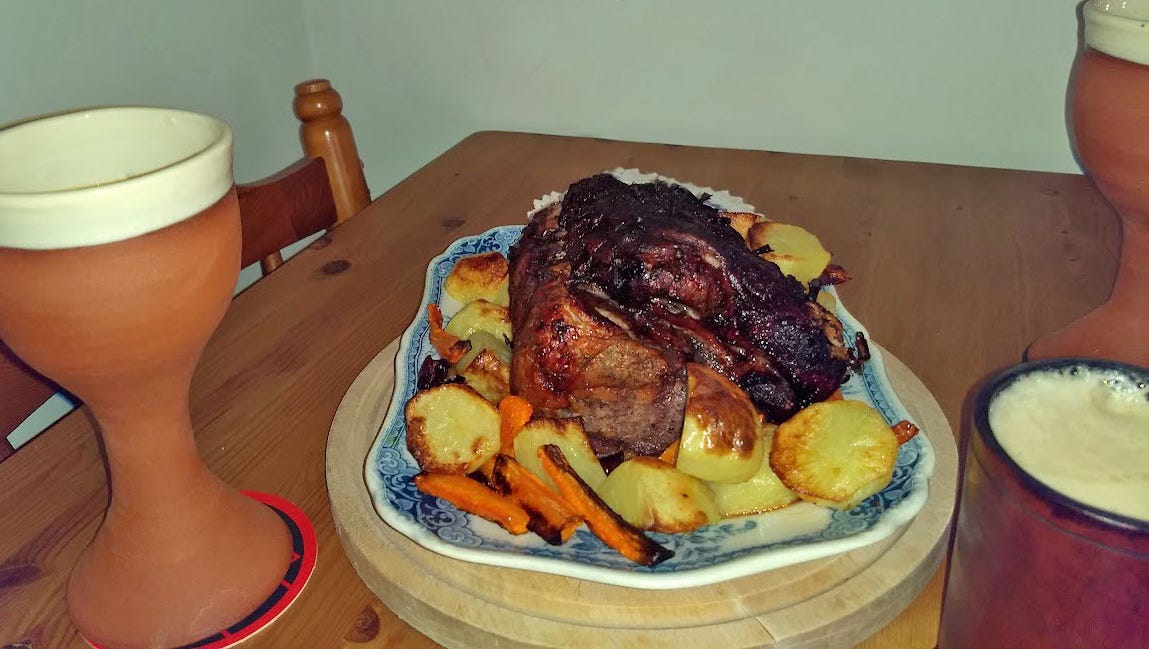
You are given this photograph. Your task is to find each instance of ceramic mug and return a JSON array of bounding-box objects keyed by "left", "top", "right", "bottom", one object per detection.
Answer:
[{"left": 938, "top": 359, "right": 1149, "bottom": 648}]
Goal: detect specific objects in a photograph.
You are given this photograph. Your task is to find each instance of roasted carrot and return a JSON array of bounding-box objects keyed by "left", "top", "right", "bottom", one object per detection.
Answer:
[
  {"left": 427, "top": 304, "right": 471, "bottom": 364},
  {"left": 497, "top": 395, "right": 534, "bottom": 455},
  {"left": 537, "top": 445, "right": 674, "bottom": 566},
  {"left": 658, "top": 439, "right": 680, "bottom": 466},
  {"left": 826, "top": 389, "right": 844, "bottom": 401},
  {"left": 413, "top": 472, "right": 529, "bottom": 535},
  {"left": 473, "top": 458, "right": 497, "bottom": 483},
  {"left": 490, "top": 454, "right": 582, "bottom": 545},
  {"left": 892, "top": 420, "right": 921, "bottom": 446}
]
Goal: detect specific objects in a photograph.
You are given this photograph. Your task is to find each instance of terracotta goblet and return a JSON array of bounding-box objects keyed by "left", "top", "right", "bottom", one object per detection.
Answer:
[
  {"left": 1029, "top": 0, "right": 1149, "bottom": 366},
  {"left": 0, "top": 108, "right": 292, "bottom": 648}
]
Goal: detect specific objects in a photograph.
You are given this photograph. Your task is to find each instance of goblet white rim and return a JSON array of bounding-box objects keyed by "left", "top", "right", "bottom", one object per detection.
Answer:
[
  {"left": 0, "top": 107, "right": 233, "bottom": 250},
  {"left": 1084, "top": 2, "right": 1149, "bottom": 66}
]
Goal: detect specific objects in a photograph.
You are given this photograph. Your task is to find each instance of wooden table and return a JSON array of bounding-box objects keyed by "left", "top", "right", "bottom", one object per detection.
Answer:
[{"left": 0, "top": 132, "right": 1118, "bottom": 648}]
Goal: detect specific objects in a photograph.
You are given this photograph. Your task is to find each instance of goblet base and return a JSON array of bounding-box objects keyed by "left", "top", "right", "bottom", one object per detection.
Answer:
[
  {"left": 67, "top": 475, "right": 296, "bottom": 649},
  {"left": 79, "top": 492, "right": 317, "bottom": 649}
]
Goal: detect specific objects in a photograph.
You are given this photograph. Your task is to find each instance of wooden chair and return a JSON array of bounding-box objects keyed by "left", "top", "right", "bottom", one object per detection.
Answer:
[
  {"left": 237, "top": 78, "right": 371, "bottom": 274},
  {"left": 0, "top": 78, "right": 371, "bottom": 461}
]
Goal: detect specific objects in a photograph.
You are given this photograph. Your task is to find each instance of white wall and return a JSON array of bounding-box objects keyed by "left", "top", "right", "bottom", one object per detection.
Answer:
[
  {"left": 1, "top": 0, "right": 316, "bottom": 446},
  {"left": 304, "top": 0, "right": 1084, "bottom": 198}
]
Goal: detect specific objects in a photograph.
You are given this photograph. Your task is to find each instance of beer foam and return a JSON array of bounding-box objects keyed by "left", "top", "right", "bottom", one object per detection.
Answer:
[
  {"left": 989, "top": 366, "right": 1149, "bottom": 522},
  {"left": 1085, "top": 0, "right": 1149, "bottom": 66},
  {"left": 0, "top": 107, "right": 233, "bottom": 249}
]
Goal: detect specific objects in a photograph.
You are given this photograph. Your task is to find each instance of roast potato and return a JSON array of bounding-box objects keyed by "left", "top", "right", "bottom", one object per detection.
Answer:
[
  {"left": 676, "top": 363, "right": 763, "bottom": 484},
  {"left": 722, "top": 211, "right": 769, "bottom": 241},
  {"left": 597, "top": 457, "right": 720, "bottom": 534},
  {"left": 405, "top": 383, "right": 501, "bottom": 474},
  {"left": 513, "top": 417, "right": 606, "bottom": 491},
  {"left": 443, "top": 299, "right": 512, "bottom": 344},
  {"left": 748, "top": 220, "right": 832, "bottom": 286},
  {"left": 456, "top": 348, "right": 510, "bottom": 404},
  {"left": 709, "top": 425, "right": 799, "bottom": 517},
  {"left": 454, "top": 330, "right": 512, "bottom": 372},
  {"left": 444, "top": 252, "right": 510, "bottom": 306},
  {"left": 816, "top": 288, "right": 838, "bottom": 313},
  {"left": 769, "top": 400, "right": 899, "bottom": 510}
]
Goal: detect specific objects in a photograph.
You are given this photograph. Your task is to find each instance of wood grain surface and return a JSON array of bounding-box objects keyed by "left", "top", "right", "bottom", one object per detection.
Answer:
[
  {"left": 327, "top": 339, "right": 958, "bottom": 648},
  {"left": 0, "top": 132, "right": 1117, "bottom": 648}
]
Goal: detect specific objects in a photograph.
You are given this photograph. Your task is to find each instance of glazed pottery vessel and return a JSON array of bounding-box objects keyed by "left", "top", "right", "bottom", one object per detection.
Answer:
[
  {"left": 0, "top": 108, "right": 292, "bottom": 648},
  {"left": 1029, "top": 0, "right": 1149, "bottom": 366},
  {"left": 938, "top": 359, "right": 1148, "bottom": 649}
]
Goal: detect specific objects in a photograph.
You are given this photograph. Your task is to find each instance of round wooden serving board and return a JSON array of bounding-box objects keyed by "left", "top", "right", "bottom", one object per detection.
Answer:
[{"left": 327, "top": 340, "right": 959, "bottom": 648}]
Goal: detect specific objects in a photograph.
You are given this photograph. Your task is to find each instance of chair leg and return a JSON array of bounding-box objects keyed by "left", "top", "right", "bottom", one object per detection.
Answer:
[{"left": 260, "top": 252, "right": 285, "bottom": 275}]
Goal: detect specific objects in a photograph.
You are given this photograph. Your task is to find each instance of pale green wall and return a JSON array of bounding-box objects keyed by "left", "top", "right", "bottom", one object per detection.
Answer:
[{"left": 303, "top": 0, "right": 1084, "bottom": 197}]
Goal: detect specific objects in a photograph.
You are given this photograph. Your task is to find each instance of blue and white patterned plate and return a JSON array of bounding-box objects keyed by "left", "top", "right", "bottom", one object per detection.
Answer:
[{"left": 364, "top": 223, "right": 935, "bottom": 590}]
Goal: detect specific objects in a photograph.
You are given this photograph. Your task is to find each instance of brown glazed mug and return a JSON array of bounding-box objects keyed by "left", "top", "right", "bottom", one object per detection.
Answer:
[{"left": 938, "top": 359, "right": 1149, "bottom": 648}]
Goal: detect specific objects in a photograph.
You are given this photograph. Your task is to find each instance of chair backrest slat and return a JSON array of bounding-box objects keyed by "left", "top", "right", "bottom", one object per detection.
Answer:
[{"left": 237, "top": 157, "right": 336, "bottom": 270}]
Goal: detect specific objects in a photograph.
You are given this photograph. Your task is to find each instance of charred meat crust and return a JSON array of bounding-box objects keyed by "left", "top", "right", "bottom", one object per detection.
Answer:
[{"left": 510, "top": 174, "right": 853, "bottom": 457}]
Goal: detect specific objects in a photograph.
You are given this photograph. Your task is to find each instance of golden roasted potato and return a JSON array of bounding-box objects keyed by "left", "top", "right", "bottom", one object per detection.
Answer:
[
  {"left": 709, "top": 425, "right": 799, "bottom": 517},
  {"left": 513, "top": 417, "right": 606, "bottom": 491},
  {"left": 457, "top": 348, "right": 510, "bottom": 404},
  {"left": 722, "top": 211, "right": 768, "bottom": 241},
  {"left": 443, "top": 299, "right": 512, "bottom": 344},
  {"left": 454, "top": 330, "right": 512, "bottom": 372},
  {"left": 769, "top": 400, "right": 899, "bottom": 510},
  {"left": 597, "top": 457, "right": 720, "bottom": 533},
  {"left": 816, "top": 288, "right": 838, "bottom": 313},
  {"left": 748, "top": 220, "right": 832, "bottom": 286},
  {"left": 444, "top": 252, "right": 510, "bottom": 306},
  {"left": 405, "top": 383, "right": 500, "bottom": 474},
  {"left": 676, "top": 363, "right": 763, "bottom": 484}
]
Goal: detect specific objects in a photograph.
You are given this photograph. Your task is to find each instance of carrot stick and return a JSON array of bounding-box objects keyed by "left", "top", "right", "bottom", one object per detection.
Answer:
[
  {"left": 892, "top": 420, "right": 920, "bottom": 446},
  {"left": 537, "top": 445, "right": 674, "bottom": 566},
  {"left": 490, "top": 455, "right": 582, "bottom": 545},
  {"left": 427, "top": 304, "right": 471, "bottom": 364},
  {"left": 473, "top": 457, "right": 496, "bottom": 483},
  {"left": 497, "top": 395, "right": 534, "bottom": 455},
  {"left": 413, "top": 472, "right": 529, "bottom": 535},
  {"left": 658, "top": 439, "right": 680, "bottom": 466}
]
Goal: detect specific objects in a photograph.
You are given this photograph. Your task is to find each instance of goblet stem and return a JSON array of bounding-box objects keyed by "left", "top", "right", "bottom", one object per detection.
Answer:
[
  {"left": 1111, "top": 213, "right": 1149, "bottom": 311},
  {"left": 66, "top": 384, "right": 292, "bottom": 648},
  {"left": 1029, "top": 212, "right": 1149, "bottom": 366}
]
